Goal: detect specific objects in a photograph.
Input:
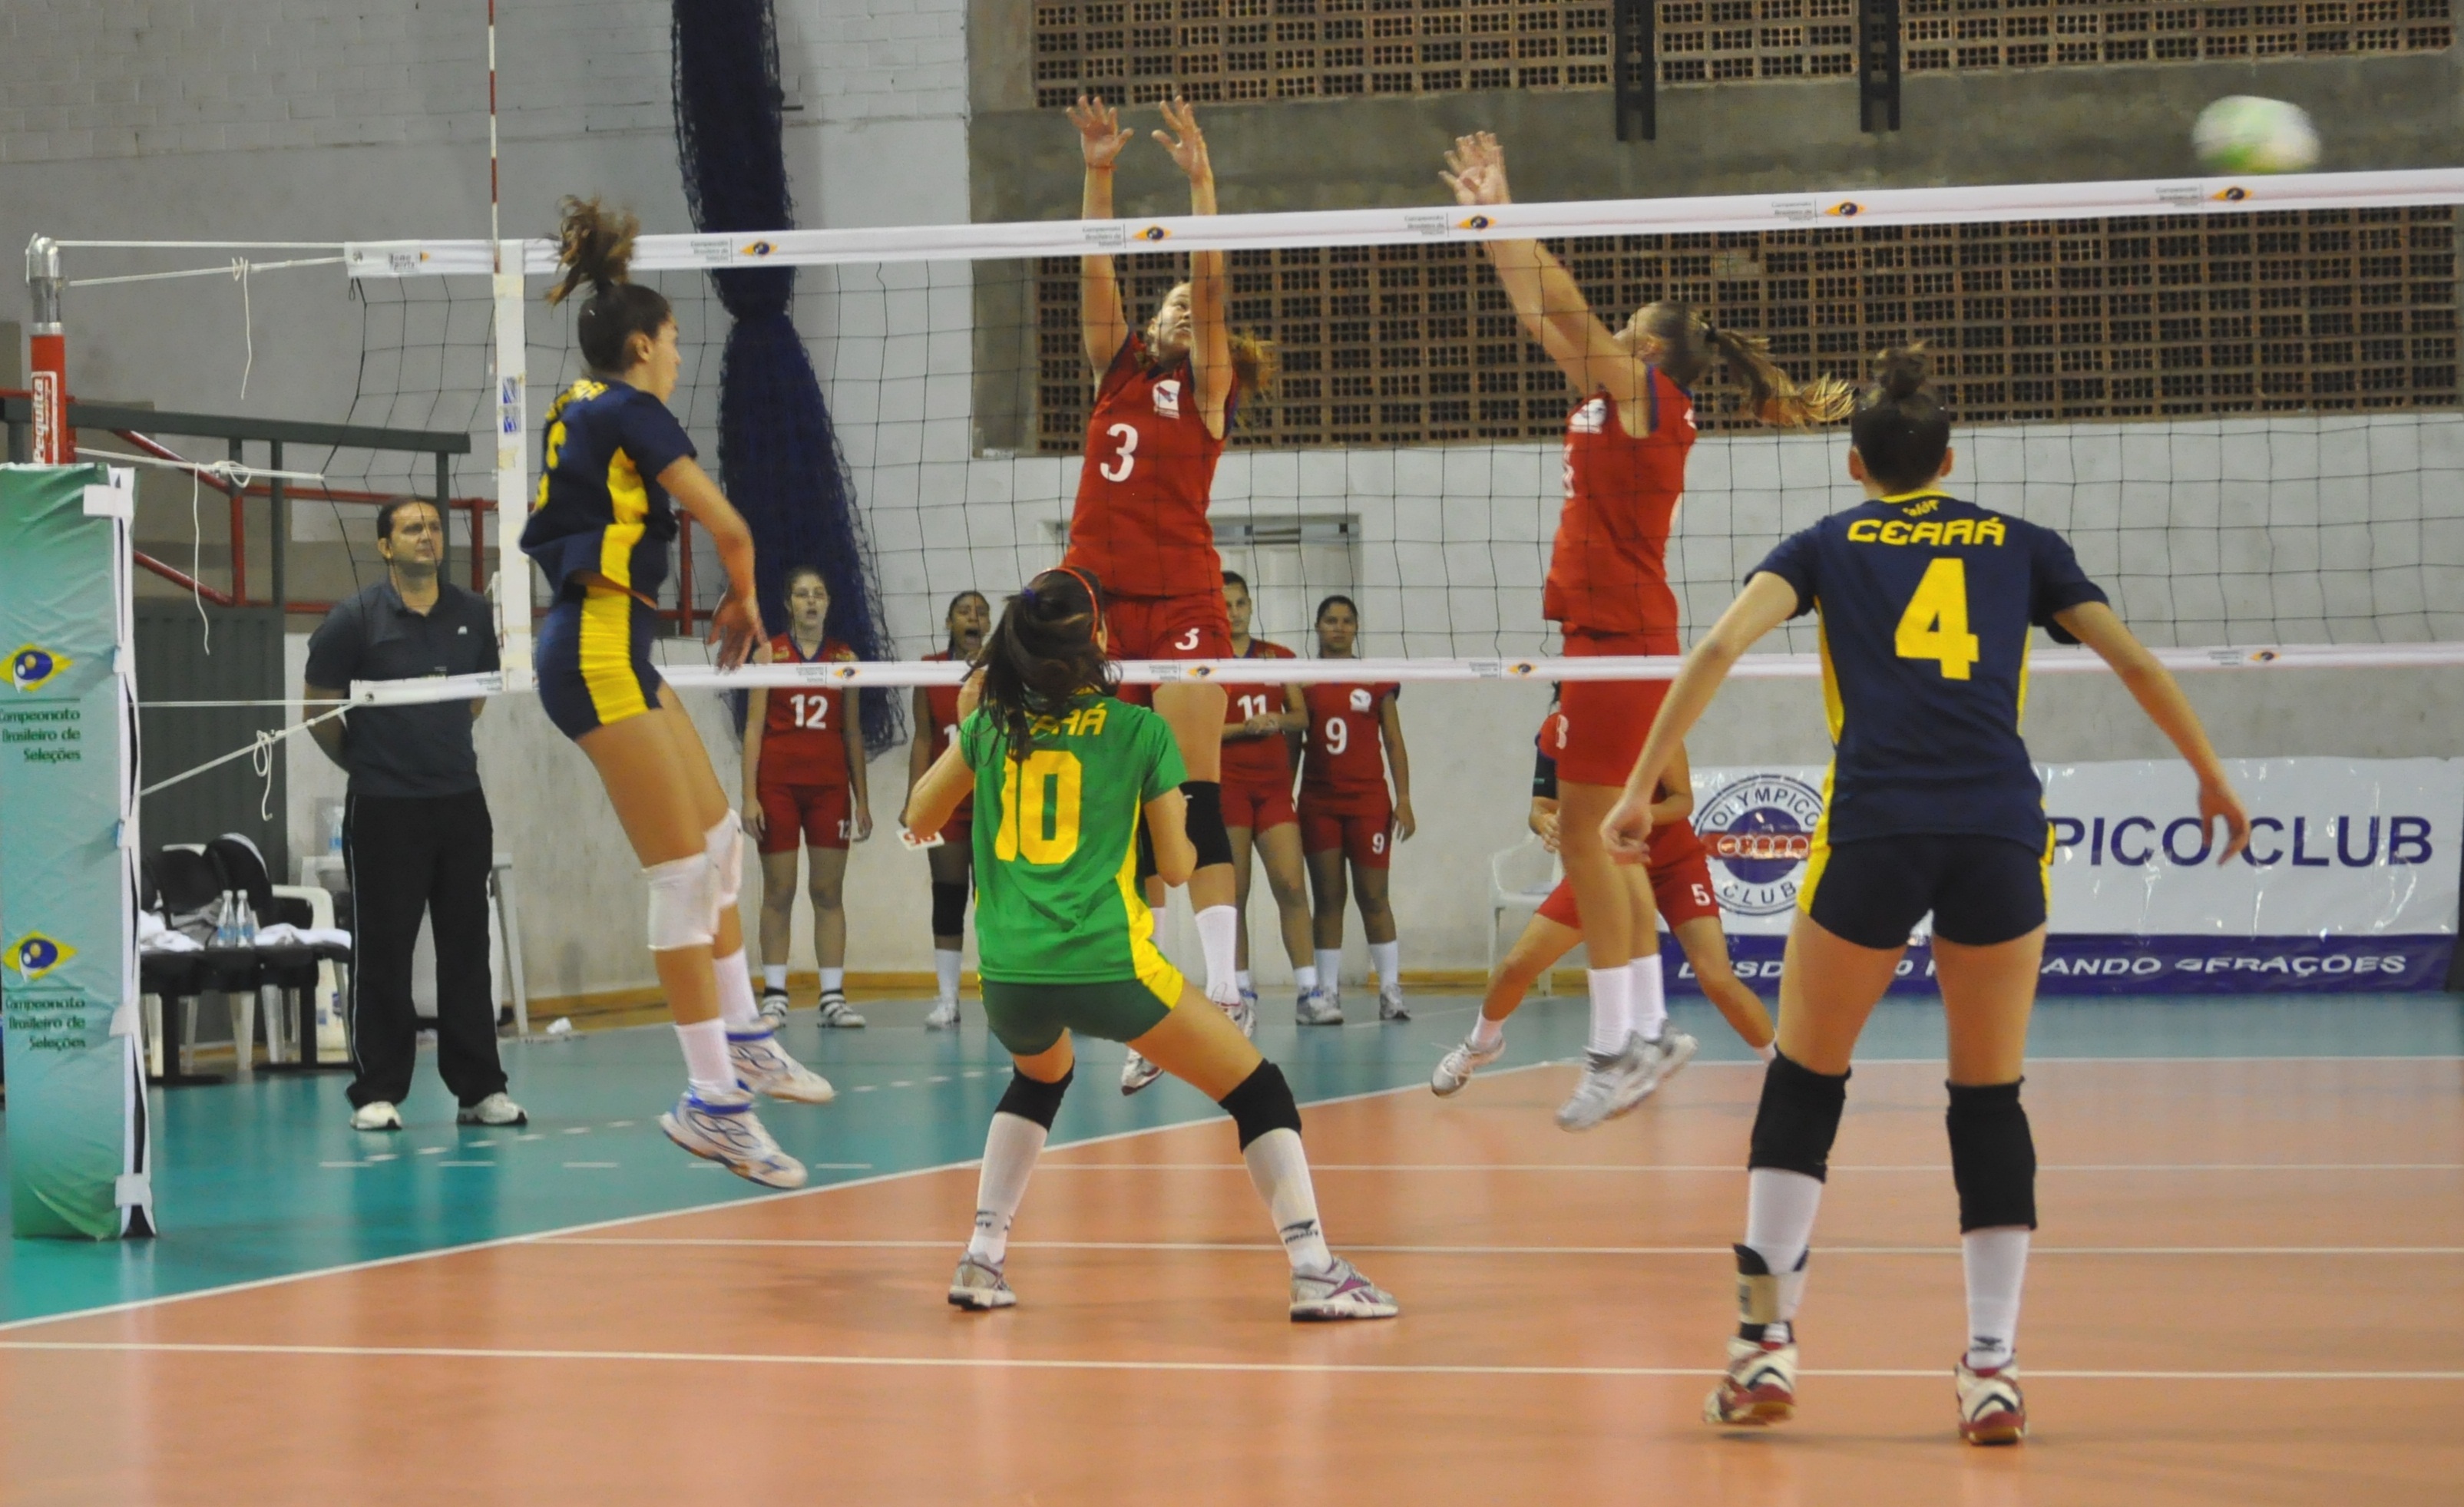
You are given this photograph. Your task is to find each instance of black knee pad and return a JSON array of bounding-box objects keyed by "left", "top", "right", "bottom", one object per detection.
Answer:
[
  {"left": 1946, "top": 1079, "right": 2037, "bottom": 1231},
  {"left": 1748, "top": 1051, "right": 1851, "bottom": 1182},
  {"left": 995, "top": 1066, "right": 1073, "bottom": 1130},
  {"left": 1181, "top": 781, "right": 1234, "bottom": 871},
  {"left": 1218, "top": 1059, "right": 1303, "bottom": 1149},
  {"left": 1136, "top": 817, "right": 1158, "bottom": 882},
  {"left": 930, "top": 881, "right": 968, "bottom": 938}
]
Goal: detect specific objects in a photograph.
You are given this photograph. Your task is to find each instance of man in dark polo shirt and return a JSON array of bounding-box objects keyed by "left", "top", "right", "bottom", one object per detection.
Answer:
[{"left": 304, "top": 497, "right": 524, "bottom": 1131}]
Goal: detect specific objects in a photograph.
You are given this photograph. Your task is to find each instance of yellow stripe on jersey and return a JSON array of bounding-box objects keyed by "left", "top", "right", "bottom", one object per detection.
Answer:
[
  {"left": 598, "top": 449, "right": 649, "bottom": 590},
  {"left": 1799, "top": 758, "right": 1838, "bottom": 920},
  {"left": 1815, "top": 613, "right": 1845, "bottom": 744},
  {"left": 577, "top": 585, "right": 650, "bottom": 725},
  {"left": 2016, "top": 632, "right": 2034, "bottom": 731},
  {"left": 1113, "top": 795, "right": 1186, "bottom": 1006}
]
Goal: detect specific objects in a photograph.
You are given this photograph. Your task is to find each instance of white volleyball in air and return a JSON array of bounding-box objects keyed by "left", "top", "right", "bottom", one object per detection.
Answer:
[{"left": 2193, "top": 96, "right": 2320, "bottom": 175}]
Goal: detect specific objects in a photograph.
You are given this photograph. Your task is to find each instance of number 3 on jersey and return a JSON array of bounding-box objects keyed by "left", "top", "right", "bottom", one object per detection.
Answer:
[
  {"left": 994, "top": 749, "right": 1083, "bottom": 864},
  {"left": 1895, "top": 557, "right": 1980, "bottom": 681},
  {"left": 1098, "top": 422, "right": 1138, "bottom": 483}
]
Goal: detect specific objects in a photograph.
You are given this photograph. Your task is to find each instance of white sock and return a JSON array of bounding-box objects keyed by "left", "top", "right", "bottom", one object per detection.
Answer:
[
  {"left": 1629, "top": 953, "right": 1667, "bottom": 1041},
  {"left": 762, "top": 963, "right": 787, "bottom": 993},
  {"left": 966, "top": 1112, "right": 1047, "bottom": 1265},
  {"left": 1963, "top": 1227, "right": 2030, "bottom": 1371},
  {"left": 1744, "top": 1167, "right": 1824, "bottom": 1341},
  {"left": 1585, "top": 966, "right": 1634, "bottom": 1056},
  {"left": 1368, "top": 940, "right": 1400, "bottom": 994},
  {"left": 713, "top": 950, "right": 762, "bottom": 1030},
  {"left": 1470, "top": 1013, "right": 1505, "bottom": 1050},
  {"left": 1195, "top": 904, "right": 1239, "bottom": 993},
  {"left": 820, "top": 967, "right": 845, "bottom": 996},
  {"left": 675, "top": 1018, "right": 735, "bottom": 1096},
  {"left": 1314, "top": 948, "right": 1343, "bottom": 990},
  {"left": 1755, "top": 1039, "right": 1778, "bottom": 1063},
  {"left": 1241, "top": 1126, "right": 1334, "bottom": 1274},
  {"left": 1294, "top": 965, "right": 1318, "bottom": 993},
  {"left": 1235, "top": 968, "right": 1254, "bottom": 993},
  {"left": 934, "top": 948, "right": 963, "bottom": 1003}
]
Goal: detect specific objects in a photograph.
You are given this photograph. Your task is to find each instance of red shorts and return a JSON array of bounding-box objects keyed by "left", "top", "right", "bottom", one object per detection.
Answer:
[
  {"left": 1533, "top": 847, "right": 1721, "bottom": 930},
  {"left": 1556, "top": 630, "right": 1678, "bottom": 788},
  {"left": 1222, "top": 776, "right": 1297, "bottom": 832},
  {"left": 756, "top": 782, "right": 852, "bottom": 854},
  {"left": 935, "top": 813, "right": 974, "bottom": 858},
  {"left": 1300, "top": 799, "right": 1394, "bottom": 870},
  {"left": 1106, "top": 592, "right": 1234, "bottom": 661}
]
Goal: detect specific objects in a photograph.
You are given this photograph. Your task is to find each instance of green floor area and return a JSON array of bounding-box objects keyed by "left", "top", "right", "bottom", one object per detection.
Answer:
[{"left": 4, "top": 990, "right": 2459, "bottom": 1327}]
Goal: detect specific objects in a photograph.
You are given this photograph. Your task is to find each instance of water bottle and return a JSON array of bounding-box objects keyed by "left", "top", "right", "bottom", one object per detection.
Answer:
[
  {"left": 236, "top": 894, "right": 257, "bottom": 946},
  {"left": 212, "top": 891, "right": 236, "bottom": 947}
]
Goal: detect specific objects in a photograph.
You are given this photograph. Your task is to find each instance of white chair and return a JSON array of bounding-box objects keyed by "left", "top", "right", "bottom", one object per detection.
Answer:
[{"left": 1487, "top": 834, "right": 1563, "bottom": 993}]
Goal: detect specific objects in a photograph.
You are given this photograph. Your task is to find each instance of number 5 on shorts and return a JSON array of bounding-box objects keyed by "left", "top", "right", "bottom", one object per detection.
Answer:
[{"left": 1895, "top": 557, "right": 1980, "bottom": 680}]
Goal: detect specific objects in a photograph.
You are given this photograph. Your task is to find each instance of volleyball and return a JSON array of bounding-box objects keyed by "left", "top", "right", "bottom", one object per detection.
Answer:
[{"left": 2193, "top": 95, "right": 2320, "bottom": 174}]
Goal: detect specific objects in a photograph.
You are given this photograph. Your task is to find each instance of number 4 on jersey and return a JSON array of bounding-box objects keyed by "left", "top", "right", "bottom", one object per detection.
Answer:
[{"left": 1895, "top": 557, "right": 1980, "bottom": 680}]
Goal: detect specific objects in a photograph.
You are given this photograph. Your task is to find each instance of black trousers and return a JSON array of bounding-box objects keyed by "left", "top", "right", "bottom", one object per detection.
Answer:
[{"left": 344, "top": 789, "right": 507, "bottom": 1109}]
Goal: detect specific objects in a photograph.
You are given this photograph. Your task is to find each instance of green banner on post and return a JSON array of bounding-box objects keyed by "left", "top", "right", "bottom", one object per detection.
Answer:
[{"left": 2, "top": 462, "right": 152, "bottom": 1239}]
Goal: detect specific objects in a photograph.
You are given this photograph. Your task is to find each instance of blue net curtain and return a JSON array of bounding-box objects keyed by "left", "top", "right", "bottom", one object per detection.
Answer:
[{"left": 672, "top": 0, "right": 899, "bottom": 752}]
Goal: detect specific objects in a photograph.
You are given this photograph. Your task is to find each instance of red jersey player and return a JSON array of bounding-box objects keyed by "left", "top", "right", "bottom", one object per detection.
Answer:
[
  {"left": 1066, "top": 94, "right": 1278, "bottom": 1091},
  {"left": 905, "top": 589, "right": 991, "bottom": 1029},
  {"left": 742, "top": 566, "right": 871, "bottom": 1029},
  {"left": 1431, "top": 707, "right": 1774, "bottom": 1104},
  {"left": 1442, "top": 129, "right": 1847, "bottom": 1129},
  {"left": 1296, "top": 596, "right": 1414, "bottom": 1026},
  {"left": 1217, "top": 571, "right": 1315, "bottom": 1019}
]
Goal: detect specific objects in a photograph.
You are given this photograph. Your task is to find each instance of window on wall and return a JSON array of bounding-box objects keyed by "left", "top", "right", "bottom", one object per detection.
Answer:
[
  {"left": 1031, "top": 207, "right": 2459, "bottom": 452},
  {"left": 1027, "top": 0, "right": 2451, "bottom": 107}
]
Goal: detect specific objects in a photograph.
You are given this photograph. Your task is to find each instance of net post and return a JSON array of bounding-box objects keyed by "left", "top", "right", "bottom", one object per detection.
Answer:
[
  {"left": 491, "top": 239, "right": 532, "bottom": 686},
  {"left": 25, "top": 235, "right": 71, "bottom": 464}
]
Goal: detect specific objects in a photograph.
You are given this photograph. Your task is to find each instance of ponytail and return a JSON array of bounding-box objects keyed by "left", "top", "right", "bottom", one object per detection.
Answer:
[
  {"left": 1630, "top": 302, "right": 1853, "bottom": 428},
  {"left": 546, "top": 195, "right": 674, "bottom": 376},
  {"left": 978, "top": 569, "right": 1118, "bottom": 763}
]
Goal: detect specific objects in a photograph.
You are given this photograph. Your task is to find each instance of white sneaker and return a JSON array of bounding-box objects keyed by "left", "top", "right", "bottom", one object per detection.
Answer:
[
  {"left": 1239, "top": 983, "right": 1260, "bottom": 1016},
  {"left": 924, "top": 997, "right": 961, "bottom": 1030},
  {"left": 1956, "top": 1358, "right": 2028, "bottom": 1445},
  {"left": 757, "top": 987, "right": 791, "bottom": 1026},
  {"left": 1120, "top": 1047, "right": 1165, "bottom": 1096},
  {"left": 1705, "top": 1334, "right": 1799, "bottom": 1427},
  {"left": 728, "top": 1026, "right": 836, "bottom": 1103},
  {"left": 1430, "top": 1033, "right": 1506, "bottom": 1097},
  {"left": 659, "top": 1086, "right": 808, "bottom": 1188},
  {"left": 1222, "top": 992, "right": 1257, "bottom": 1040},
  {"left": 1378, "top": 986, "right": 1410, "bottom": 1022},
  {"left": 948, "top": 1251, "right": 1017, "bottom": 1310},
  {"left": 1295, "top": 986, "right": 1344, "bottom": 1026},
  {"left": 816, "top": 991, "right": 865, "bottom": 1029},
  {"left": 1289, "top": 1256, "right": 1399, "bottom": 1320},
  {"left": 455, "top": 1092, "right": 528, "bottom": 1126},
  {"left": 350, "top": 1100, "right": 402, "bottom": 1132},
  {"left": 1555, "top": 1037, "right": 1652, "bottom": 1132},
  {"left": 1623, "top": 1029, "right": 1698, "bottom": 1110}
]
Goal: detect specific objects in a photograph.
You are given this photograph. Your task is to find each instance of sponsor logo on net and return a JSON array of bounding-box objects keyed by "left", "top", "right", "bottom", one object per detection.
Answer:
[
  {"left": 5, "top": 931, "right": 76, "bottom": 983},
  {"left": 10, "top": 645, "right": 71, "bottom": 693},
  {"left": 1698, "top": 774, "right": 1824, "bottom": 917}
]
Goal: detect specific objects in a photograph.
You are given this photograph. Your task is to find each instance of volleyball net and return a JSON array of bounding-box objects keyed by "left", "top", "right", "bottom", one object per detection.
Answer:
[{"left": 27, "top": 165, "right": 2464, "bottom": 712}]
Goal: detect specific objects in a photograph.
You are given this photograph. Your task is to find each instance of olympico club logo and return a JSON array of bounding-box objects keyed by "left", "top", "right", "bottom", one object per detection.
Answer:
[
  {"left": 5, "top": 931, "right": 76, "bottom": 982},
  {"left": 10, "top": 644, "right": 71, "bottom": 693},
  {"left": 1696, "top": 774, "right": 1826, "bottom": 917}
]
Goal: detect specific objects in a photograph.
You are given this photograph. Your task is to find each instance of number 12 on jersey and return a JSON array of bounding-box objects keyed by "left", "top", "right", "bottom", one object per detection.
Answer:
[{"left": 1895, "top": 557, "right": 1980, "bottom": 680}]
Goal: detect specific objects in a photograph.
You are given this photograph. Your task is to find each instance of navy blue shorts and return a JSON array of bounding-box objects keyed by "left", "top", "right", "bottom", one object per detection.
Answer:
[
  {"left": 536, "top": 587, "right": 665, "bottom": 742},
  {"left": 1801, "top": 833, "right": 2049, "bottom": 950}
]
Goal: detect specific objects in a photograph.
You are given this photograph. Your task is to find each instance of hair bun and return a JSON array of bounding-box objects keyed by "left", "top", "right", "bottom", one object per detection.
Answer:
[{"left": 1870, "top": 343, "right": 1932, "bottom": 402}]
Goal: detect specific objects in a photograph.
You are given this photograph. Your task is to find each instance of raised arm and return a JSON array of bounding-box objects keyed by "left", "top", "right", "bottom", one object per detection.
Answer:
[
  {"left": 1071, "top": 95, "right": 1134, "bottom": 374},
  {"left": 1441, "top": 132, "right": 1645, "bottom": 407},
  {"left": 655, "top": 457, "right": 765, "bottom": 669},
  {"left": 1156, "top": 98, "right": 1233, "bottom": 438},
  {"left": 2053, "top": 601, "right": 2251, "bottom": 862},
  {"left": 1603, "top": 573, "right": 1802, "bottom": 858}
]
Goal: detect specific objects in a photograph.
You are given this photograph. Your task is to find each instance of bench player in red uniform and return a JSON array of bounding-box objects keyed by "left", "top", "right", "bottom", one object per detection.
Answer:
[
  {"left": 742, "top": 565, "right": 870, "bottom": 1029},
  {"left": 907, "top": 590, "right": 991, "bottom": 1029},
  {"left": 1295, "top": 596, "right": 1414, "bottom": 1025},
  {"left": 1443, "top": 130, "right": 1849, "bottom": 1127},
  {"left": 1217, "top": 571, "right": 1315, "bottom": 1021},
  {"left": 1065, "top": 94, "right": 1275, "bottom": 1090}
]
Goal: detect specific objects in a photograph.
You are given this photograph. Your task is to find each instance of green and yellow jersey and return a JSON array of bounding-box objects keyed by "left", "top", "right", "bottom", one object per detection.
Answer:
[{"left": 959, "top": 694, "right": 1189, "bottom": 991}]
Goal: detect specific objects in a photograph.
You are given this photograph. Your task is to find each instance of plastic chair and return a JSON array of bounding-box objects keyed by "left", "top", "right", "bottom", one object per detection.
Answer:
[{"left": 1487, "top": 833, "right": 1563, "bottom": 993}]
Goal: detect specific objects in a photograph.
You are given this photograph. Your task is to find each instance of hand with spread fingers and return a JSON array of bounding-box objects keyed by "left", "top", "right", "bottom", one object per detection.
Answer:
[{"left": 1069, "top": 94, "right": 1135, "bottom": 170}]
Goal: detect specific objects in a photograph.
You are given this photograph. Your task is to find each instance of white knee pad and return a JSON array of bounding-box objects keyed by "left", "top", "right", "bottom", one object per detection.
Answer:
[
  {"left": 705, "top": 812, "right": 744, "bottom": 922},
  {"left": 645, "top": 852, "right": 717, "bottom": 952}
]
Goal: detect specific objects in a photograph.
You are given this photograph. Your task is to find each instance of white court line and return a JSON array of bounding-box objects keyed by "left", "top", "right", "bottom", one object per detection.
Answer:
[
  {"left": 1032, "top": 1162, "right": 2464, "bottom": 1173},
  {"left": 539, "top": 1238, "right": 2464, "bottom": 1257},
  {"left": 0, "top": 1069, "right": 1472, "bottom": 1333},
  {"left": 2, "top": 1338, "right": 2456, "bottom": 1383}
]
